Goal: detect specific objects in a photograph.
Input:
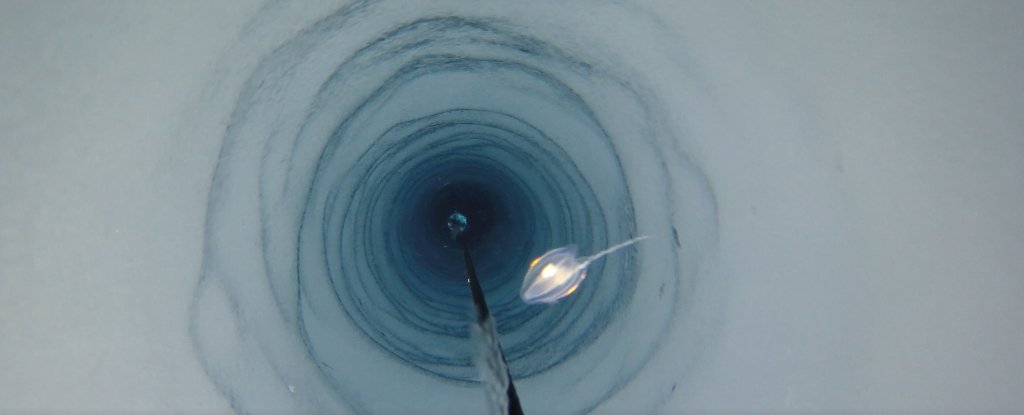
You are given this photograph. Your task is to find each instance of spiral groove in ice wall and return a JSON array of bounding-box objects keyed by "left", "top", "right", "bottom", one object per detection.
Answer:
[{"left": 191, "top": 1, "right": 718, "bottom": 413}]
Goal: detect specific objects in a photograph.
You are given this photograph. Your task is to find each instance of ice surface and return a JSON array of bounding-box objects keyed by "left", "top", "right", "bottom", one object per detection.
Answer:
[{"left": 2, "top": 1, "right": 1023, "bottom": 414}]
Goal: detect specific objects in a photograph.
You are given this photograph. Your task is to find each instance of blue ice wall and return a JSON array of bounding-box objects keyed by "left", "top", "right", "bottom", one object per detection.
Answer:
[
  {"left": 2, "top": 1, "right": 1023, "bottom": 414},
  {"left": 191, "top": 4, "right": 716, "bottom": 412}
]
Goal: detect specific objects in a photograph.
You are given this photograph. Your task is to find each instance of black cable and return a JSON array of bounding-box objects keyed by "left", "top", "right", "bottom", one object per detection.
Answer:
[{"left": 449, "top": 212, "right": 524, "bottom": 415}]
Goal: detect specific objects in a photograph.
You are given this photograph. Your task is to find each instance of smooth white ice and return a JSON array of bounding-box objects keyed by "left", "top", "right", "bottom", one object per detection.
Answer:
[{"left": 2, "top": 1, "right": 1023, "bottom": 413}]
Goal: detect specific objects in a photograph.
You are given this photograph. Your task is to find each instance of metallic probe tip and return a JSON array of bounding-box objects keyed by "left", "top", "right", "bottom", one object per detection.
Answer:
[{"left": 447, "top": 211, "right": 468, "bottom": 239}]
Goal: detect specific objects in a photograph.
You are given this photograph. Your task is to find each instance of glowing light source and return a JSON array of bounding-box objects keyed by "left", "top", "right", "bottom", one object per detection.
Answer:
[{"left": 520, "top": 236, "right": 648, "bottom": 304}]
